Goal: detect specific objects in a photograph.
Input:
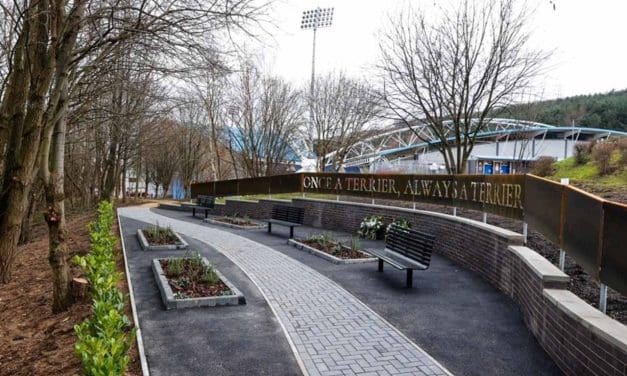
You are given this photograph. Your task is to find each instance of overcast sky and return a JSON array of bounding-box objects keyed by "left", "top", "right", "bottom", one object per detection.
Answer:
[{"left": 255, "top": 0, "right": 627, "bottom": 101}]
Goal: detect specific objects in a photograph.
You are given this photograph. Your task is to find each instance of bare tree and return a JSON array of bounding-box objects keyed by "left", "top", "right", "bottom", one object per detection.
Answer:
[
  {"left": 228, "top": 61, "right": 304, "bottom": 177},
  {"left": 0, "top": 0, "right": 267, "bottom": 312},
  {"left": 307, "top": 72, "right": 383, "bottom": 171},
  {"left": 379, "top": 0, "right": 547, "bottom": 173},
  {"left": 175, "top": 102, "right": 210, "bottom": 197}
]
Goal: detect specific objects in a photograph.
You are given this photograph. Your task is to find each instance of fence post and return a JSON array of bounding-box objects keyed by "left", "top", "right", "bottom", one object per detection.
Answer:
[
  {"left": 559, "top": 250, "right": 566, "bottom": 271},
  {"left": 482, "top": 212, "right": 487, "bottom": 223},
  {"left": 559, "top": 178, "right": 569, "bottom": 271},
  {"left": 453, "top": 207, "right": 457, "bottom": 217},
  {"left": 522, "top": 222, "right": 528, "bottom": 245},
  {"left": 599, "top": 284, "right": 608, "bottom": 313}
]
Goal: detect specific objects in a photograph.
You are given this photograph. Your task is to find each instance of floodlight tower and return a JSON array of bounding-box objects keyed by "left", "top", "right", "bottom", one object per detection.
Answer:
[{"left": 300, "top": 7, "right": 334, "bottom": 100}]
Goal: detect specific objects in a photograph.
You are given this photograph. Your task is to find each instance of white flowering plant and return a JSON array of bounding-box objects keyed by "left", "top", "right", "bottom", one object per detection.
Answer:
[{"left": 358, "top": 215, "right": 385, "bottom": 240}]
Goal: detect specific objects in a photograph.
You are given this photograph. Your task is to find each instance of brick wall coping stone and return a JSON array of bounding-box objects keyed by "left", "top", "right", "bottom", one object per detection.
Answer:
[
  {"left": 295, "top": 197, "right": 525, "bottom": 241},
  {"left": 508, "top": 246, "right": 570, "bottom": 283},
  {"left": 222, "top": 198, "right": 260, "bottom": 203},
  {"left": 543, "top": 289, "right": 627, "bottom": 353}
]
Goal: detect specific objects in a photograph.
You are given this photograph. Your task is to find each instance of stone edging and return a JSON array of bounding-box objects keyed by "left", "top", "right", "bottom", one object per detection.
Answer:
[
  {"left": 136, "top": 229, "right": 189, "bottom": 251},
  {"left": 288, "top": 239, "right": 376, "bottom": 264},
  {"left": 204, "top": 217, "right": 266, "bottom": 230},
  {"left": 152, "top": 256, "right": 245, "bottom": 310}
]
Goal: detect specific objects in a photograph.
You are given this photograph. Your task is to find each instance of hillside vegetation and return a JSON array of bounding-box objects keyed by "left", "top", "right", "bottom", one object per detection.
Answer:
[
  {"left": 498, "top": 89, "right": 627, "bottom": 131},
  {"left": 533, "top": 139, "right": 627, "bottom": 202}
]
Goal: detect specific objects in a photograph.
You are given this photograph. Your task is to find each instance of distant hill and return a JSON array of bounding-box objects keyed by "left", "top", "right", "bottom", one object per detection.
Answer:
[{"left": 496, "top": 89, "right": 627, "bottom": 131}]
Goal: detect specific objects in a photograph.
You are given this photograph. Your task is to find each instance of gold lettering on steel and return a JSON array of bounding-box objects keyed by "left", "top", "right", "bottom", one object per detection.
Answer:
[{"left": 303, "top": 174, "right": 524, "bottom": 211}]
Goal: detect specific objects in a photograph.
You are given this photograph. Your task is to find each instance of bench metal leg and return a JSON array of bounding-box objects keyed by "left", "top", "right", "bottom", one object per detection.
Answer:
[
  {"left": 378, "top": 259, "right": 384, "bottom": 272},
  {"left": 406, "top": 269, "right": 413, "bottom": 288},
  {"left": 192, "top": 208, "right": 196, "bottom": 218},
  {"left": 204, "top": 209, "right": 209, "bottom": 219},
  {"left": 268, "top": 223, "right": 272, "bottom": 233},
  {"left": 289, "top": 226, "right": 294, "bottom": 239}
]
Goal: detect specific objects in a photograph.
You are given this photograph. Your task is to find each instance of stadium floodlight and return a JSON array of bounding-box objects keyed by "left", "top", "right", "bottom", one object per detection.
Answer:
[
  {"left": 301, "top": 7, "right": 334, "bottom": 168},
  {"left": 300, "top": 7, "right": 335, "bottom": 99}
]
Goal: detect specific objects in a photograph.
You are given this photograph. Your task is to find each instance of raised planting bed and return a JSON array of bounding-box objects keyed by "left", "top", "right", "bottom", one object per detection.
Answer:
[
  {"left": 137, "top": 226, "right": 189, "bottom": 251},
  {"left": 204, "top": 215, "right": 266, "bottom": 230},
  {"left": 152, "top": 255, "right": 245, "bottom": 310},
  {"left": 289, "top": 234, "right": 375, "bottom": 264}
]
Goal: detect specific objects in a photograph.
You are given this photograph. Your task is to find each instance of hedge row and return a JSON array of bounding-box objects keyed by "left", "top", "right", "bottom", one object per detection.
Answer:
[{"left": 74, "top": 201, "right": 135, "bottom": 375}]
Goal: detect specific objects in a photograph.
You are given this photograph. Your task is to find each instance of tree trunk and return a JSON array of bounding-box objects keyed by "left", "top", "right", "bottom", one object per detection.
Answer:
[{"left": 19, "top": 183, "right": 41, "bottom": 245}]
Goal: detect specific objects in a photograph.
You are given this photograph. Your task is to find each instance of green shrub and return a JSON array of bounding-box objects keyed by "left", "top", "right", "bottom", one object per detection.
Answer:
[
  {"left": 592, "top": 142, "right": 616, "bottom": 175},
  {"left": 74, "top": 201, "right": 135, "bottom": 376},
  {"left": 573, "top": 142, "right": 593, "bottom": 165},
  {"left": 531, "top": 156, "right": 555, "bottom": 177}
]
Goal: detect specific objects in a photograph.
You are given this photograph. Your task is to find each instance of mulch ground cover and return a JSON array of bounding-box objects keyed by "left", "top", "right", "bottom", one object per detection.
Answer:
[
  {"left": 160, "top": 259, "right": 232, "bottom": 298},
  {"left": 299, "top": 239, "right": 373, "bottom": 260},
  {"left": 0, "top": 208, "right": 141, "bottom": 376}
]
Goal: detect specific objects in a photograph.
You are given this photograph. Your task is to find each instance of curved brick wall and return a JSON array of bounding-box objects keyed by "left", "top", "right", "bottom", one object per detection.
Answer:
[{"left": 162, "top": 197, "right": 627, "bottom": 375}]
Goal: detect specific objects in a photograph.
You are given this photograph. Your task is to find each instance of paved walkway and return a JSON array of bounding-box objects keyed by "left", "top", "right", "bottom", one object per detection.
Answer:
[{"left": 119, "top": 207, "right": 451, "bottom": 376}]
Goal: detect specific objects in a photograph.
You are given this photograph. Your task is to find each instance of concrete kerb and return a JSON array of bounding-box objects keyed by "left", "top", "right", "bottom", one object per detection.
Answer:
[
  {"left": 136, "top": 228, "right": 189, "bottom": 251},
  {"left": 116, "top": 210, "right": 150, "bottom": 376},
  {"left": 152, "top": 256, "right": 245, "bottom": 310},
  {"left": 288, "top": 238, "right": 376, "bottom": 265}
]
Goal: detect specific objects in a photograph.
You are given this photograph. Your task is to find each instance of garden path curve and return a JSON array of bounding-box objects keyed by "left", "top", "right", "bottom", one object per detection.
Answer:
[{"left": 119, "top": 206, "right": 452, "bottom": 376}]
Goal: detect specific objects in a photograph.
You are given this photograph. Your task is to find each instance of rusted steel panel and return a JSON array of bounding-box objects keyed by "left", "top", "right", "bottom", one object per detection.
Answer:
[
  {"left": 562, "top": 186, "right": 604, "bottom": 279},
  {"left": 524, "top": 175, "right": 563, "bottom": 246},
  {"left": 482, "top": 174, "right": 525, "bottom": 220},
  {"left": 301, "top": 173, "right": 524, "bottom": 219},
  {"left": 269, "top": 174, "right": 302, "bottom": 194},
  {"left": 190, "top": 181, "right": 216, "bottom": 198},
  {"left": 600, "top": 201, "right": 627, "bottom": 296}
]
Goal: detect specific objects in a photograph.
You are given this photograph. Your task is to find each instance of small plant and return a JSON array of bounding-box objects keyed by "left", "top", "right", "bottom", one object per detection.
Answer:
[
  {"left": 144, "top": 223, "right": 178, "bottom": 245},
  {"left": 387, "top": 218, "right": 411, "bottom": 233},
  {"left": 358, "top": 215, "right": 384, "bottom": 240},
  {"left": 350, "top": 237, "right": 360, "bottom": 252},
  {"left": 168, "top": 258, "right": 183, "bottom": 277},
  {"left": 307, "top": 232, "right": 334, "bottom": 247},
  {"left": 202, "top": 267, "right": 220, "bottom": 285}
]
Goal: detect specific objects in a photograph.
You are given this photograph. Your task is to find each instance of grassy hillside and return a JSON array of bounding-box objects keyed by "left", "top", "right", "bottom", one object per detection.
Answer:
[{"left": 549, "top": 155, "right": 627, "bottom": 202}]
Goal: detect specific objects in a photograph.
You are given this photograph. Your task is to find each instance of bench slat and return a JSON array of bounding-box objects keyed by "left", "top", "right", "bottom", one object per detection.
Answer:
[{"left": 371, "top": 224, "right": 435, "bottom": 288}]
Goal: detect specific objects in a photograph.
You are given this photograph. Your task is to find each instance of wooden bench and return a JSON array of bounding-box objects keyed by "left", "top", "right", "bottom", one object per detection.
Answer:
[
  {"left": 266, "top": 205, "right": 304, "bottom": 239},
  {"left": 367, "top": 224, "right": 435, "bottom": 288},
  {"left": 191, "top": 195, "right": 215, "bottom": 219}
]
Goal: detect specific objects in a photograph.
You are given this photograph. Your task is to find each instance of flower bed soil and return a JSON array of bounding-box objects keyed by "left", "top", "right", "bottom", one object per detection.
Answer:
[
  {"left": 299, "top": 239, "right": 372, "bottom": 260},
  {"left": 143, "top": 229, "right": 179, "bottom": 245},
  {"left": 160, "top": 259, "right": 232, "bottom": 299},
  {"left": 213, "top": 217, "right": 258, "bottom": 227}
]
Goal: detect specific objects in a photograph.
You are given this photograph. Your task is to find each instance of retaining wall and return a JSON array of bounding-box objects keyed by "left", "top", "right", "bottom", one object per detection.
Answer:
[{"left": 164, "top": 197, "right": 627, "bottom": 375}]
